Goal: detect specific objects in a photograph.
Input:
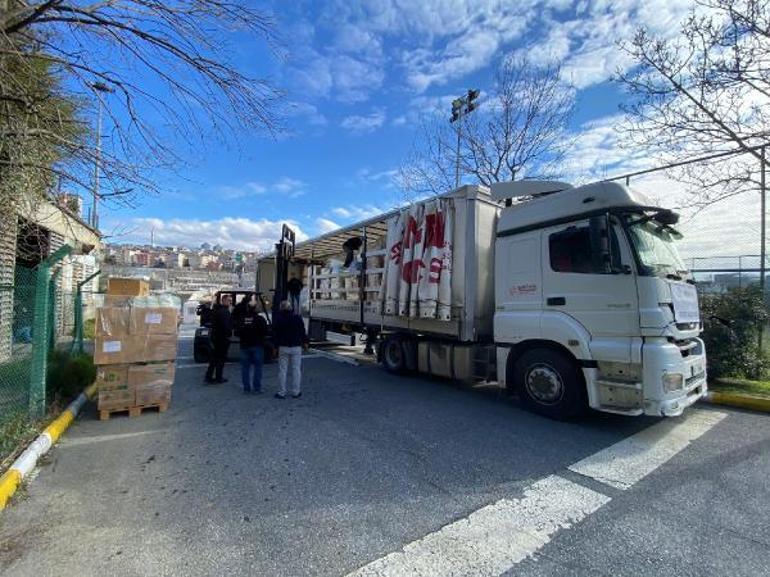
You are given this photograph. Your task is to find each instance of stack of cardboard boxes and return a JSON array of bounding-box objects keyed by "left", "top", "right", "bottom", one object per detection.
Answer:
[{"left": 94, "top": 278, "right": 180, "bottom": 420}]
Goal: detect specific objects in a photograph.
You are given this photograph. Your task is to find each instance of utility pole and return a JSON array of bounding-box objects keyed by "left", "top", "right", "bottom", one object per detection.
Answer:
[
  {"left": 450, "top": 89, "right": 480, "bottom": 188},
  {"left": 90, "top": 82, "right": 114, "bottom": 230},
  {"left": 759, "top": 146, "right": 767, "bottom": 300}
]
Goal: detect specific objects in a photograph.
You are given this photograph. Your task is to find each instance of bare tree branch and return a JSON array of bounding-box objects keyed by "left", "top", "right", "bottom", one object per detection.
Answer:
[{"left": 399, "top": 57, "right": 575, "bottom": 197}]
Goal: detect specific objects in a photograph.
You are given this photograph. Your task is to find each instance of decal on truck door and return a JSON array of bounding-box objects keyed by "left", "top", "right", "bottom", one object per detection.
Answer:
[{"left": 382, "top": 198, "right": 454, "bottom": 320}]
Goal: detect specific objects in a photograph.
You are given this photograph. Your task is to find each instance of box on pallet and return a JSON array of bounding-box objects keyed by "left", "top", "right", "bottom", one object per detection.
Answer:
[
  {"left": 98, "top": 389, "right": 134, "bottom": 411},
  {"left": 93, "top": 333, "right": 177, "bottom": 365},
  {"left": 96, "top": 365, "right": 129, "bottom": 391},
  {"left": 107, "top": 277, "right": 149, "bottom": 296},
  {"left": 129, "top": 307, "right": 178, "bottom": 335},
  {"left": 128, "top": 362, "right": 176, "bottom": 388},
  {"left": 135, "top": 382, "right": 172, "bottom": 407},
  {"left": 95, "top": 307, "right": 131, "bottom": 337}
]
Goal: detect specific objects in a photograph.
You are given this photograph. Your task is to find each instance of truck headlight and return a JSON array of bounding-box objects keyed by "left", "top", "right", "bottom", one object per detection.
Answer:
[{"left": 662, "top": 373, "right": 684, "bottom": 392}]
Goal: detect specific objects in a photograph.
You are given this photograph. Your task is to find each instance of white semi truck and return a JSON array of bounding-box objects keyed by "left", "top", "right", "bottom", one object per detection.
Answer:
[{"left": 257, "top": 181, "right": 707, "bottom": 419}]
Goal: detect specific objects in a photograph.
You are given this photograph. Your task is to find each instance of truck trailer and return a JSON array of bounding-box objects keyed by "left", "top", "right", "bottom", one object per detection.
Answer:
[{"left": 257, "top": 181, "right": 707, "bottom": 419}]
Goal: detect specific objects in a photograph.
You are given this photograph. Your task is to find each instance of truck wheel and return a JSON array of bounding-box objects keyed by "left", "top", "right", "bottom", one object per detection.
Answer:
[
  {"left": 512, "top": 348, "right": 585, "bottom": 420},
  {"left": 382, "top": 335, "right": 406, "bottom": 373}
]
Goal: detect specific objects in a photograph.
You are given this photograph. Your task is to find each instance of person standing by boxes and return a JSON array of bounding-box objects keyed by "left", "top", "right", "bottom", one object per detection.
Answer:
[
  {"left": 273, "top": 300, "right": 308, "bottom": 399},
  {"left": 205, "top": 294, "right": 233, "bottom": 384},
  {"left": 237, "top": 294, "right": 268, "bottom": 394}
]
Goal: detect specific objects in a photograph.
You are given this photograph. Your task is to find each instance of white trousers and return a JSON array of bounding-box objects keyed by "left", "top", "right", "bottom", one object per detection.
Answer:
[{"left": 278, "top": 346, "right": 302, "bottom": 396}]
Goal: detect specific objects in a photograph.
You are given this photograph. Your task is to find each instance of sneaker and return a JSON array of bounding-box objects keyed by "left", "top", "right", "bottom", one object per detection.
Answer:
[
  {"left": 274, "top": 393, "right": 286, "bottom": 399},
  {"left": 291, "top": 392, "right": 302, "bottom": 399},
  {"left": 215, "top": 378, "right": 229, "bottom": 384}
]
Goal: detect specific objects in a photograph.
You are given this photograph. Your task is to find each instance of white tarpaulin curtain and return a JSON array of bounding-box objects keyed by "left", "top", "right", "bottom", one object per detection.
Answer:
[{"left": 381, "top": 198, "right": 453, "bottom": 320}]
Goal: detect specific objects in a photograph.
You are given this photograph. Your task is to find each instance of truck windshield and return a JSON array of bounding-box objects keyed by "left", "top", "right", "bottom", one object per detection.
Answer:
[{"left": 625, "top": 218, "right": 689, "bottom": 279}]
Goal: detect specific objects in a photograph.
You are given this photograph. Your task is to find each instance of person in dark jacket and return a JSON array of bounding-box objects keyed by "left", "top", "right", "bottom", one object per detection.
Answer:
[
  {"left": 272, "top": 300, "right": 308, "bottom": 399},
  {"left": 205, "top": 293, "right": 233, "bottom": 384},
  {"left": 237, "top": 294, "right": 268, "bottom": 394}
]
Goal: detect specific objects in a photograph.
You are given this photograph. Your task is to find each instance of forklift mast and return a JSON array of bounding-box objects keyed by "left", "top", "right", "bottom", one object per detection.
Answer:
[{"left": 272, "top": 223, "right": 296, "bottom": 316}]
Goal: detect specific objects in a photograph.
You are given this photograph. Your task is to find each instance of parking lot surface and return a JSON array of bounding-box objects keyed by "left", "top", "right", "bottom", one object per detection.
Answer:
[{"left": 1, "top": 337, "right": 768, "bottom": 576}]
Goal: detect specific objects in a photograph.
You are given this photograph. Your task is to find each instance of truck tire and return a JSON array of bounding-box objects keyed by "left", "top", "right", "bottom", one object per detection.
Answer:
[
  {"left": 382, "top": 335, "right": 406, "bottom": 373},
  {"left": 512, "top": 348, "right": 585, "bottom": 420}
]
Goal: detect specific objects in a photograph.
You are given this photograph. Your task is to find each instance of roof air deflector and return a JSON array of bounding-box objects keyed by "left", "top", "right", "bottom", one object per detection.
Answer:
[{"left": 490, "top": 181, "right": 573, "bottom": 201}]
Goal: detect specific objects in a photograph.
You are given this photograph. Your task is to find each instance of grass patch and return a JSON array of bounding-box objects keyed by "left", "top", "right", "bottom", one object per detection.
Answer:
[
  {"left": 0, "top": 412, "right": 39, "bottom": 473},
  {"left": 711, "top": 378, "right": 770, "bottom": 399}
]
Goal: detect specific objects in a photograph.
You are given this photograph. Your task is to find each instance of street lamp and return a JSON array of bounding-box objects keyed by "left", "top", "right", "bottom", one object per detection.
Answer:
[
  {"left": 449, "top": 89, "right": 480, "bottom": 188},
  {"left": 90, "top": 81, "right": 114, "bottom": 230}
]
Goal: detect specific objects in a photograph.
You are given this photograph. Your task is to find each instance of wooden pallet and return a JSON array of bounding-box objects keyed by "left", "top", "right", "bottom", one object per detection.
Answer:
[{"left": 98, "top": 402, "right": 168, "bottom": 421}]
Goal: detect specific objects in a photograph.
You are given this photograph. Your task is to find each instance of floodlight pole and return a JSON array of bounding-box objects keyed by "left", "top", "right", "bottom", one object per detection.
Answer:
[{"left": 450, "top": 90, "right": 479, "bottom": 189}]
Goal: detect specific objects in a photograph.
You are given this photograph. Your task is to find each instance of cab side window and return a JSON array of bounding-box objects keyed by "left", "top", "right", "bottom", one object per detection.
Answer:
[{"left": 549, "top": 225, "right": 621, "bottom": 274}]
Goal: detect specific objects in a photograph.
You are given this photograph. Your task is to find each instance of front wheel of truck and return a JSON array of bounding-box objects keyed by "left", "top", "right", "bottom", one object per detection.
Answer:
[
  {"left": 382, "top": 335, "right": 406, "bottom": 373},
  {"left": 513, "top": 348, "right": 585, "bottom": 420}
]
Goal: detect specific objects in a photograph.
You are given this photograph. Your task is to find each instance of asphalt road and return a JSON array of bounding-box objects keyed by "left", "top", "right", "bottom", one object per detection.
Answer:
[{"left": 0, "top": 336, "right": 768, "bottom": 577}]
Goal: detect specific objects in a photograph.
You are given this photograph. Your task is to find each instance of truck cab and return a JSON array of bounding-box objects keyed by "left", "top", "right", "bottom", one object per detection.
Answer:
[{"left": 493, "top": 181, "right": 707, "bottom": 418}]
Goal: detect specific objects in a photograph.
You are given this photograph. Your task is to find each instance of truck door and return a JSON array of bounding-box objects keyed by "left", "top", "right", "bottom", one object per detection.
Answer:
[{"left": 541, "top": 218, "right": 639, "bottom": 344}]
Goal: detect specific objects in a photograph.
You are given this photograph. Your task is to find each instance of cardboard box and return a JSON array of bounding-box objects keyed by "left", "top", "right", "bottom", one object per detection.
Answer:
[
  {"left": 103, "top": 294, "right": 134, "bottom": 307},
  {"left": 94, "top": 334, "right": 177, "bottom": 365},
  {"left": 107, "top": 277, "right": 149, "bottom": 297},
  {"left": 96, "top": 364, "right": 129, "bottom": 391},
  {"left": 129, "top": 307, "right": 178, "bottom": 335},
  {"left": 134, "top": 383, "right": 172, "bottom": 407},
  {"left": 128, "top": 362, "right": 176, "bottom": 388},
  {"left": 96, "top": 307, "right": 131, "bottom": 337},
  {"left": 98, "top": 389, "right": 135, "bottom": 411}
]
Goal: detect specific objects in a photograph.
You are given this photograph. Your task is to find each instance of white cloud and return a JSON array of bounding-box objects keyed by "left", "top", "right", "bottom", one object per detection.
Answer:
[
  {"left": 218, "top": 177, "right": 306, "bottom": 200},
  {"left": 341, "top": 108, "right": 387, "bottom": 134},
  {"left": 273, "top": 177, "right": 307, "bottom": 198},
  {"left": 316, "top": 218, "right": 341, "bottom": 233},
  {"left": 130, "top": 217, "right": 308, "bottom": 252},
  {"left": 284, "top": 101, "right": 328, "bottom": 126},
  {"left": 330, "top": 205, "right": 385, "bottom": 221}
]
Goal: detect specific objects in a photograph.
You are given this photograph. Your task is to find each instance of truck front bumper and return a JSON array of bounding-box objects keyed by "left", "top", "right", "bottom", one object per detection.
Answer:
[{"left": 642, "top": 337, "right": 708, "bottom": 417}]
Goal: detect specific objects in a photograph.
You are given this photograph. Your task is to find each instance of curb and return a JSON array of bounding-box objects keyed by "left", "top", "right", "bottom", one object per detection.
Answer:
[
  {"left": 0, "top": 382, "right": 98, "bottom": 510},
  {"left": 703, "top": 391, "right": 770, "bottom": 414}
]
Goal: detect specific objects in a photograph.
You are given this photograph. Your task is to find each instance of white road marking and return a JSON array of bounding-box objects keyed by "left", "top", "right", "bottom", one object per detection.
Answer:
[
  {"left": 345, "top": 475, "right": 610, "bottom": 577},
  {"left": 568, "top": 408, "right": 727, "bottom": 490}
]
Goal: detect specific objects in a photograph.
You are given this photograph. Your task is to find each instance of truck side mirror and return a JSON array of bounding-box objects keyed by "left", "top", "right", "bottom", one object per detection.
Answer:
[{"left": 589, "top": 214, "right": 612, "bottom": 274}]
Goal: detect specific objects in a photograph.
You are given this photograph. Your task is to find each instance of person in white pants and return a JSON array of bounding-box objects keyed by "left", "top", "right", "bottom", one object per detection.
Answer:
[
  {"left": 273, "top": 300, "right": 308, "bottom": 399},
  {"left": 278, "top": 346, "right": 302, "bottom": 398}
]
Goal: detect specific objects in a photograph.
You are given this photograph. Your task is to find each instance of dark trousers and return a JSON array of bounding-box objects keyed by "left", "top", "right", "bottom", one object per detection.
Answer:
[
  {"left": 206, "top": 338, "right": 230, "bottom": 381},
  {"left": 240, "top": 346, "right": 264, "bottom": 392}
]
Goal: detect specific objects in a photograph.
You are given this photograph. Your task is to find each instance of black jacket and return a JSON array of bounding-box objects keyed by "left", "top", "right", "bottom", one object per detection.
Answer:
[
  {"left": 211, "top": 304, "right": 232, "bottom": 342},
  {"left": 237, "top": 308, "right": 268, "bottom": 349},
  {"left": 273, "top": 311, "right": 307, "bottom": 348}
]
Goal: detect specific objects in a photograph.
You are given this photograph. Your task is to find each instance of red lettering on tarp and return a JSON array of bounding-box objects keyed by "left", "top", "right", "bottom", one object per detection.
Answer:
[
  {"left": 428, "top": 257, "right": 442, "bottom": 284},
  {"left": 403, "top": 217, "right": 423, "bottom": 249},
  {"left": 402, "top": 260, "right": 425, "bottom": 283},
  {"left": 424, "top": 212, "right": 445, "bottom": 249},
  {"left": 390, "top": 241, "right": 402, "bottom": 264}
]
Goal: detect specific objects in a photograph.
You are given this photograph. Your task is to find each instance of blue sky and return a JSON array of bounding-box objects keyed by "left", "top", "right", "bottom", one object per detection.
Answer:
[{"left": 102, "top": 0, "right": 718, "bottom": 253}]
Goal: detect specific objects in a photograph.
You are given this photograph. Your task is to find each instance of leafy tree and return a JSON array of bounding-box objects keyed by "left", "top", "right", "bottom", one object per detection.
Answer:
[{"left": 701, "top": 285, "right": 769, "bottom": 379}]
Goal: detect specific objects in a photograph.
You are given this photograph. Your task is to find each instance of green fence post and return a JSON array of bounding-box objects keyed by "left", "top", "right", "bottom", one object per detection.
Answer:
[
  {"left": 48, "top": 267, "right": 61, "bottom": 352},
  {"left": 29, "top": 246, "right": 72, "bottom": 419},
  {"left": 72, "top": 269, "right": 100, "bottom": 356}
]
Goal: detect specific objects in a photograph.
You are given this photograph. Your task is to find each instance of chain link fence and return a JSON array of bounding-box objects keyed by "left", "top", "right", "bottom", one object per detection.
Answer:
[{"left": 0, "top": 260, "right": 83, "bottom": 427}]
